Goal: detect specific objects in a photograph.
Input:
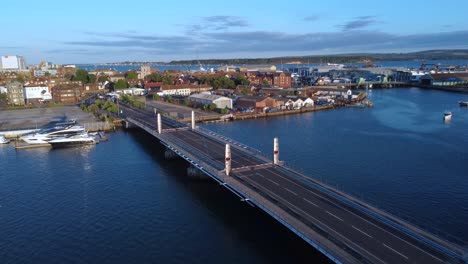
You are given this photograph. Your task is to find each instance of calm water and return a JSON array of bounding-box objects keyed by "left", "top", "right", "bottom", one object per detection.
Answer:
[{"left": 1, "top": 88, "right": 467, "bottom": 263}]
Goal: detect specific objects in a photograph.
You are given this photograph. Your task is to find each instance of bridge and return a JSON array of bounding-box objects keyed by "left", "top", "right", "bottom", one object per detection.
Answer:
[{"left": 119, "top": 103, "right": 467, "bottom": 264}]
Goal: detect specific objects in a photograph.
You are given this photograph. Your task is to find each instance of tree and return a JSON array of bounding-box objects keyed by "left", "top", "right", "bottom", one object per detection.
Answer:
[
  {"left": 184, "top": 99, "right": 190, "bottom": 106},
  {"left": 262, "top": 79, "right": 270, "bottom": 85},
  {"left": 115, "top": 79, "right": 128, "bottom": 89},
  {"left": 15, "top": 76, "right": 25, "bottom": 83},
  {"left": 213, "top": 76, "right": 235, "bottom": 89},
  {"left": 73, "top": 69, "right": 90, "bottom": 83},
  {"left": 240, "top": 88, "right": 251, "bottom": 95},
  {"left": 208, "top": 103, "right": 217, "bottom": 111},
  {"left": 98, "top": 75, "right": 108, "bottom": 82},
  {"left": 166, "top": 95, "right": 173, "bottom": 103},
  {"left": 161, "top": 75, "right": 173, "bottom": 85},
  {"left": 126, "top": 71, "right": 138, "bottom": 80},
  {"left": 235, "top": 75, "right": 250, "bottom": 86},
  {"left": 153, "top": 94, "right": 160, "bottom": 101},
  {"left": 88, "top": 74, "right": 97, "bottom": 84}
]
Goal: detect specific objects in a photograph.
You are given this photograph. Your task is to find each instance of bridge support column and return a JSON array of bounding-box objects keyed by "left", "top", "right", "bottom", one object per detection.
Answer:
[
  {"left": 273, "top": 137, "right": 279, "bottom": 165},
  {"left": 225, "top": 144, "right": 231, "bottom": 176},
  {"left": 157, "top": 113, "right": 162, "bottom": 134},
  {"left": 191, "top": 111, "right": 195, "bottom": 130}
]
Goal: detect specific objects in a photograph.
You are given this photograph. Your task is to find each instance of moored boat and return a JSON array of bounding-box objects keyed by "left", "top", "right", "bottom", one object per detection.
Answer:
[
  {"left": 0, "top": 135, "right": 10, "bottom": 144},
  {"left": 20, "top": 125, "right": 85, "bottom": 144},
  {"left": 443, "top": 111, "right": 452, "bottom": 121},
  {"left": 459, "top": 101, "right": 468, "bottom": 107},
  {"left": 48, "top": 133, "right": 96, "bottom": 148}
]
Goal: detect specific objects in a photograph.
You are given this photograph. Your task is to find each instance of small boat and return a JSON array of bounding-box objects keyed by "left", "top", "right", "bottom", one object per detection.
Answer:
[
  {"left": 443, "top": 111, "right": 452, "bottom": 121},
  {"left": 459, "top": 101, "right": 468, "bottom": 107},
  {"left": 48, "top": 133, "right": 96, "bottom": 148},
  {"left": 0, "top": 135, "right": 10, "bottom": 144}
]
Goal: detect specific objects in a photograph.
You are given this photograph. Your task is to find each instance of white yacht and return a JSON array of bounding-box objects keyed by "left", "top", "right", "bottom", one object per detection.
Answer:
[
  {"left": 20, "top": 125, "right": 85, "bottom": 144},
  {"left": 48, "top": 133, "right": 96, "bottom": 148},
  {"left": 0, "top": 135, "right": 10, "bottom": 144}
]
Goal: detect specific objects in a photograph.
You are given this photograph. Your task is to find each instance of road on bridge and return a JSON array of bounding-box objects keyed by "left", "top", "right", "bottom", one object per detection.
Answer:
[{"left": 120, "top": 103, "right": 467, "bottom": 264}]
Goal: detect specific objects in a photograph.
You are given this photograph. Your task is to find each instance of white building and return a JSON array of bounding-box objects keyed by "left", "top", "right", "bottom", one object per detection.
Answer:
[
  {"left": 122, "top": 88, "right": 146, "bottom": 96},
  {"left": 23, "top": 86, "right": 52, "bottom": 103},
  {"left": 0, "top": 86, "right": 6, "bottom": 93},
  {"left": 1, "top": 55, "right": 27, "bottom": 71},
  {"left": 161, "top": 87, "right": 191, "bottom": 96},
  {"left": 189, "top": 93, "right": 233, "bottom": 109}
]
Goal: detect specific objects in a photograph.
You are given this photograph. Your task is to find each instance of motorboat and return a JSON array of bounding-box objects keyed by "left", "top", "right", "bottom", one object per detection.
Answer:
[
  {"left": 20, "top": 125, "right": 85, "bottom": 144},
  {"left": 459, "top": 101, "right": 468, "bottom": 107},
  {"left": 443, "top": 111, "right": 452, "bottom": 121},
  {"left": 0, "top": 135, "right": 10, "bottom": 144},
  {"left": 48, "top": 133, "right": 96, "bottom": 148}
]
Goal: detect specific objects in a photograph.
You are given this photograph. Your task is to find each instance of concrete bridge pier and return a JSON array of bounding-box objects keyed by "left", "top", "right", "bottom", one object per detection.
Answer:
[
  {"left": 191, "top": 111, "right": 195, "bottom": 130},
  {"left": 123, "top": 120, "right": 135, "bottom": 129},
  {"left": 225, "top": 144, "right": 231, "bottom": 176},
  {"left": 157, "top": 113, "right": 162, "bottom": 134},
  {"left": 273, "top": 137, "right": 279, "bottom": 165}
]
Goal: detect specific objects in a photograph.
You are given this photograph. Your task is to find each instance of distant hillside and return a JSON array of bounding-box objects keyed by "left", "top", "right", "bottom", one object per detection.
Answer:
[{"left": 167, "top": 49, "right": 468, "bottom": 65}]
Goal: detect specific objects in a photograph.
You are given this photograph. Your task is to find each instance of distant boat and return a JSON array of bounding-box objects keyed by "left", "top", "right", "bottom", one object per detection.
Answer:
[
  {"left": 459, "top": 101, "right": 468, "bottom": 107},
  {"left": 443, "top": 111, "right": 452, "bottom": 121},
  {"left": 0, "top": 135, "right": 10, "bottom": 144}
]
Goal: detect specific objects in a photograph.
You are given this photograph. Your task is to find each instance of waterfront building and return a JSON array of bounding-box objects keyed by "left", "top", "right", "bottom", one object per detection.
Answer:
[
  {"left": 273, "top": 72, "right": 292, "bottom": 88},
  {"left": 6, "top": 81, "right": 25, "bottom": 105},
  {"left": 188, "top": 93, "right": 233, "bottom": 109},
  {"left": 52, "top": 84, "right": 83, "bottom": 104},
  {"left": 23, "top": 86, "right": 52, "bottom": 103},
  {"left": 419, "top": 73, "right": 468, "bottom": 86},
  {"left": 236, "top": 96, "right": 279, "bottom": 112},
  {"left": 240, "top": 65, "right": 277, "bottom": 72},
  {"left": 1, "top": 55, "right": 27, "bottom": 71},
  {"left": 158, "top": 84, "right": 212, "bottom": 96}
]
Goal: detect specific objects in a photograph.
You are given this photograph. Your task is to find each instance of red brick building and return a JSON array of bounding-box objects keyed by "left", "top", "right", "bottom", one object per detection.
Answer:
[{"left": 52, "top": 84, "right": 83, "bottom": 104}]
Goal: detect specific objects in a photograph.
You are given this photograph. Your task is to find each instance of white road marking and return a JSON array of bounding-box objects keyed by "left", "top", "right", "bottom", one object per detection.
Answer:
[
  {"left": 284, "top": 188, "right": 298, "bottom": 196},
  {"left": 303, "top": 198, "right": 319, "bottom": 207},
  {"left": 352, "top": 225, "right": 373, "bottom": 238},
  {"left": 302, "top": 188, "right": 444, "bottom": 262},
  {"left": 267, "top": 178, "right": 279, "bottom": 186},
  {"left": 326, "top": 211, "right": 344, "bottom": 222},
  {"left": 383, "top": 243, "right": 409, "bottom": 260}
]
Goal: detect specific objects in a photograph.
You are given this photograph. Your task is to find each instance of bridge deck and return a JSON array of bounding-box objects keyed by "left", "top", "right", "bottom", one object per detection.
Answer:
[{"left": 120, "top": 104, "right": 467, "bottom": 264}]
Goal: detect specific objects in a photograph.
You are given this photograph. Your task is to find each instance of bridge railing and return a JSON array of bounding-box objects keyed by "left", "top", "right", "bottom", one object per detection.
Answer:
[
  {"left": 225, "top": 175, "right": 366, "bottom": 264},
  {"left": 276, "top": 162, "right": 468, "bottom": 259}
]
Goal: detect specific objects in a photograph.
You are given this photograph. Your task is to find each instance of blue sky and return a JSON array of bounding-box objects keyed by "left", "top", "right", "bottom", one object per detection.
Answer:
[{"left": 2, "top": 0, "right": 468, "bottom": 64}]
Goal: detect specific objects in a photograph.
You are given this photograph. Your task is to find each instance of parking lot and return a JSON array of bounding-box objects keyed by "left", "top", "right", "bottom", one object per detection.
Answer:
[{"left": 0, "top": 106, "right": 97, "bottom": 131}]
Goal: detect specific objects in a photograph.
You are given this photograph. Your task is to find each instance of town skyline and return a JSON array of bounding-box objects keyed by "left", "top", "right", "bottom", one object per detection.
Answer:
[{"left": 3, "top": 0, "right": 468, "bottom": 64}]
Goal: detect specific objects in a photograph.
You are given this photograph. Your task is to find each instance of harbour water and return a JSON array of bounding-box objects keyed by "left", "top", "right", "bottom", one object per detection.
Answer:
[{"left": 1, "top": 87, "right": 467, "bottom": 263}]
